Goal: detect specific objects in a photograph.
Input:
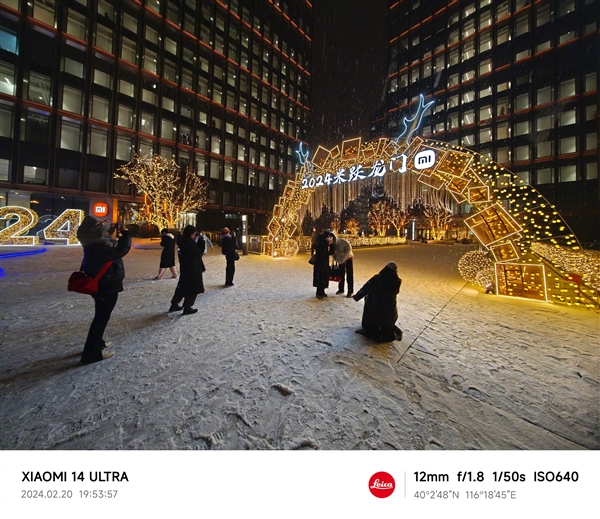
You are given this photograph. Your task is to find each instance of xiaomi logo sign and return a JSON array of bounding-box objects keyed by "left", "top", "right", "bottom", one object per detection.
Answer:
[
  {"left": 414, "top": 150, "right": 436, "bottom": 170},
  {"left": 93, "top": 203, "right": 109, "bottom": 217}
]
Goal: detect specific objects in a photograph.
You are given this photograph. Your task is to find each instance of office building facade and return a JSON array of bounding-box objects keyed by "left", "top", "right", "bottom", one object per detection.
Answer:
[
  {"left": 375, "top": 0, "right": 599, "bottom": 243},
  {"left": 0, "top": 0, "right": 312, "bottom": 234}
]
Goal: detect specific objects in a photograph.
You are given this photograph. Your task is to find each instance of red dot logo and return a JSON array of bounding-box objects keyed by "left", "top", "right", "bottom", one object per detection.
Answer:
[{"left": 369, "top": 471, "right": 395, "bottom": 498}]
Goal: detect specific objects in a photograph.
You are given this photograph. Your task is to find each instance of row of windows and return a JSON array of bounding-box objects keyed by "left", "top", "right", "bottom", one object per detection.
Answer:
[
  {"left": 0, "top": 157, "right": 291, "bottom": 211},
  {"left": 0, "top": 62, "right": 308, "bottom": 144},
  {"left": 0, "top": 103, "right": 299, "bottom": 174},
  {"left": 3, "top": 0, "right": 311, "bottom": 74}
]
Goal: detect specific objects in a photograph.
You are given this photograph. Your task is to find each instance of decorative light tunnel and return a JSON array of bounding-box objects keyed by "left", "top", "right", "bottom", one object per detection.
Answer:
[{"left": 265, "top": 95, "right": 599, "bottom": 309}]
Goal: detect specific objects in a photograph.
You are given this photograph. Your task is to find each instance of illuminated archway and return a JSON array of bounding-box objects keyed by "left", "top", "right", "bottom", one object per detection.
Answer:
[{"left": 266, "top": 97, "right": 599, "bottom": 308}]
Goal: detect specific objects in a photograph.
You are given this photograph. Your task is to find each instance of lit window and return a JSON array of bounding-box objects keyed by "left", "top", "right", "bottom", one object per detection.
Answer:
[
  {"left": 560, "top": 137, "right": 577, "bottom": 154},
  {"left": 537, "top": 168, "right": 553, "bottom": 184},
  {"left": 559, "top": 165, "right": 576, "bottom": 182}
]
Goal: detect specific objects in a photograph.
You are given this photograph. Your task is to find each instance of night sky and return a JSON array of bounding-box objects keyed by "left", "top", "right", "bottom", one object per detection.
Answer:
[{"left": 310, "top": 0, "right": 388, "bottom": 149}]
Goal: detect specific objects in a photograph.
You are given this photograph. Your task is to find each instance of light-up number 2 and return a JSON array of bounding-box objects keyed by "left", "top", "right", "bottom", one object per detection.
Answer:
[{"left": 0, "top": 206, "right": 40, "bottom": 245}]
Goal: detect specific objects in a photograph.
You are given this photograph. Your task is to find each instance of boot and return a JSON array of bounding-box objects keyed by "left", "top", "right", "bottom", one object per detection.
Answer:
[{"left": 168, "top": 304, "right": 183, "bottom": 312}]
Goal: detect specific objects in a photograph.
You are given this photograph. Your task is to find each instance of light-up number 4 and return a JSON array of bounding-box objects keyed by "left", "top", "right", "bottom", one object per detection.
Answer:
[
  {"left": 0, "top": 206, "right": 39, "bottom": 245},
  {"left": 43, "top": 209, "right": 84, "bottom": 245}
]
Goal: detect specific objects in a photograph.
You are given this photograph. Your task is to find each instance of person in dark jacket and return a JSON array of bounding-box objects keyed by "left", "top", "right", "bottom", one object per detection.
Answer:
[
  {"left": 168, "top": 225, "right": 205, "bottom": 315},
  {"left": 352, "top": 262, "right": 403, "bottom": 342},
  {"left": 153, "top": 228, "right": 178, "bottom": 279},
  {"left": 77, "top": 215, "right": 131, "bottom": 363},
  {"left": 220, "top": 227, "right": 237, "bottom": 286},
  {"left": 313, "top": 230, "right": 334, "bottom": 299}
]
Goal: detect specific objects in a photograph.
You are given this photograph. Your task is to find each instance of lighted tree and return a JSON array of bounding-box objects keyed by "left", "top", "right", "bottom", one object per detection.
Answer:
[
  {"left": 115, "top": 154, "right": 208, "bottom": 229},
  {"left": 387, "top": 205, "right": 408, "bottom": 237},
  {"left": 422, "top": 190, "right": 454, "bottom": 240},
  {"left": 368, "top": 200, "right": 392, "bottom": 236},
  {"left": 345, "top": 217, "right": 360, "bottom": 235}
]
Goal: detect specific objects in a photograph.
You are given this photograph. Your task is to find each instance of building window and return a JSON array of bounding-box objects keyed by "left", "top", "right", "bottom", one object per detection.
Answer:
[
  {"left": 586, "top": 163, "right": 598, "bottom": 180},
  {"left": 115, "top": 134, "right": 132, "bottom": 161},
  {"left": 88, "top": 170, "right": 106, "bottom": 192},
  {"left": 121, "top": 37, "right": 136, "bottom": 64},
  {"left": 117, "top": 104, "right": 135, "bottom": 129},
  {"left": 95, "top": 24, "right": 112, "bottom": 53},
  {"left": 88, "top": 126, "right": 108, "bottom": 156},
  {"left": 496, "top": 121, "right": 510, "bottom": 139},
  {"left": 515, "top": 93, "right": 529, "bottom": 110},
  {"left": 33, "top": 0, "right": 55, "bottom": 26},
  {"left": 559, "top": 109, "right": 576, "bottom": 126},
  {"left": 559, "top": 0, "right": 576, "bottom": 17},
  {"left": 161, "top": 119, "right": 175, "bottom": 141},
  {"left": 23, "top": 165, "right": 48, "bottom": 185},
  {"left": 143, "top": 49, "right": 158, "bottom": 74},
  {"left": 515, "top": 121, "right": 529, "bottom": 136},
  {"left": 536, "top": 86, "right": 553, "bottom": 105},
  {"left": 66, "top": 9, "right": 86, "bottom": 40},
  {"left": 0, "top": 62, "right": 16, "bottom": 96},
  {"left": 0, "top": 102, "right": 13, "bottom": 138},
  {"left": 515, "top": 145, "right": 529, "bottom": 161},
  {"left": 119, "top": 79, "right": 135, "bottom": 97},
  {"left": 537, "top": 141, "right": 553, "bottom": 158},
  {"left": 515, "top": 14, "right": 529, "bottom": 36},
  {"left": 60, "top": 119, "right": 81, "bottom": 151},
  {"left": 22, "top": 109, "right": 50, "bottom": 144},
  {"left": 559, "top": 165, "right": 576, "bottom": 182},
  {"left": 91, "top": 95, "right": 109, "bottom": 122},
  {"left": 139, "top": 140, "right": 153, "bottom": 155},
  {"left": 586, "top": 133, "right": 598, "bottom": 151},
  {"left": 479, "top": 127, "right": 492, "bottom": 143},
  {"left": 537, "top": 168, "right": 553, "bottom": 184},
  {"left": 27, "top": 71, "right": 52, "bottom": 106},
  {"left": 537, "top": 5, "right": 551, "bottom": 26},
  {"left": 94, "top": 67, "right": 111, "bottom": 88},
  {"left": 559, "top": 31, "right": 576, "bottom": 44},
  {"left": 57, "top": 168, "right": 78, "bottom": 189},
  {"left": 497, "top": 26, "right": 509, "bottom": 44},
  {"left": 559, "top": 79, "right": 576, "bottom": 98},
  {"left": 0, "top": 26, "right": 18, "bottom": 55},
  {"left": 62, "top": 85, "right": 82, "bottom": 114},
  {"left": 585, "top": 73, "right": 597, "bottom": 92},
  {"left": 140, "top": 112, "right": 154, "bottom": 135},
  {"left": 0, "top": 158, "right": 10, "bottom": 182},
  {"left": 560, "top": 137, "right": 577, "bottom": 154},
  {"left": 479, "top": 58, "right": 492, "bottom": 75},
  {"left": 496, "top": 147, "right": 510, "bottom": 163}
]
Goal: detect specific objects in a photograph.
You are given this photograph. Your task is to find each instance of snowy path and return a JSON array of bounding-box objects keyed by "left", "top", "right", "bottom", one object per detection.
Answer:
[{"left": 1, "top": 242, "right": 598, "bottom": 450}]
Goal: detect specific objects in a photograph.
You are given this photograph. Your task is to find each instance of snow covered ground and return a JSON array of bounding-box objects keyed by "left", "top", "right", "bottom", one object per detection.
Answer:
[{"left": 1, "top": 240, "right": 598, "bottom": 450}]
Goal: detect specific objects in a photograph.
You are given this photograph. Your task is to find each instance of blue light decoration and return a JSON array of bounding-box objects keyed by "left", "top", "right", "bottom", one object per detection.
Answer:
[
  {"left": 0, "top": 248, "right": 47, "bottom": 258},
  {"left": 396, "top": 94, "right": 436, "bottom": 145}
]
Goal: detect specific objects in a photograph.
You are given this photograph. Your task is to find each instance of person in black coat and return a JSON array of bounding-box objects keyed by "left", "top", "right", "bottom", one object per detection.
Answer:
[
  {"left": 313, "top": 230, "right": 334, "bottom": 299},
  {"left": 220, "top": 227, "right": 237, "bottom": 286},
  {"left": 352, "top": 262, "right": 403, "bottom": 342},
  {"left": 153, "top": 228, "right": 178, "bottom": 279},
  {"left": 168, "top": 225, "right": 205, "bottom": 315},
  {"left": 77, "top": 215, "right": 131, "bottom": 363}
]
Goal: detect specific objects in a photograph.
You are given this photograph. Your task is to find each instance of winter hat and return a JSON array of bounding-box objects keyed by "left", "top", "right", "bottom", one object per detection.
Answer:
[
  {"left": 385, "top": 262, "right": 398, "bottom": 271},
  {"left": 221, "top": 227, "right": 231, "bottom": 235},
  {"left": 77, "top": 215, "right": 111, "bottom": 246},
  {"left": 160, "top": 228, "right": 169, "bottom": 234},
  {"left": 182, "top": 225, "right": 197, "bottom": 237}
]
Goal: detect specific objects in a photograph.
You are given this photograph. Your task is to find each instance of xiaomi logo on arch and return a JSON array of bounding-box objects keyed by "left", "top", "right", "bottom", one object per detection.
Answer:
[{"left": 414, "top": 150, "right": 436, "bottom": 170}]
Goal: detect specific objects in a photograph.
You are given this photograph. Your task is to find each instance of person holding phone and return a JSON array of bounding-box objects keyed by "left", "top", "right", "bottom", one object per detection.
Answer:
[{"left": 77, "top": 216, "right": 131, "bottom": 363}]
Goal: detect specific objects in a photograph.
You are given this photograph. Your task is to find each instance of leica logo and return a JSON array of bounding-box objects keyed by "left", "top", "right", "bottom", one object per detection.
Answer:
[{"left": 369, "top": 472, "right": 395, "bottom": 498}]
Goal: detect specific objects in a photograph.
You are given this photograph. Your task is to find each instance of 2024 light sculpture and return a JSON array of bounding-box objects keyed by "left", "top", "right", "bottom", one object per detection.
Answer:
[{"left": 265, "top": 95, "right": 599, "bottom": 308}]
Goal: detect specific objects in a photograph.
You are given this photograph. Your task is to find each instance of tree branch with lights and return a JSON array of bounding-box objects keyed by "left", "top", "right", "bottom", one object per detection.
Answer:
[
  {"left": 115, "top": 154, "right": 208, "bottom": 230},
  {"left": 423, "top": 190, "right": 454, "bottom": 240},
  {"left": 369, "top": 200, "right": 392, "bottom": 236}
]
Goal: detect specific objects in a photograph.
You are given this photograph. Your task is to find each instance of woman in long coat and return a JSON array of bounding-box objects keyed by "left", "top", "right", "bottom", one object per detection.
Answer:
[
  {"left": 168, "top": 225, "right": 205, "bottom": 315},
  {"left": 352, "top": 262, "right": 403, "bottom": 342},
  {"left": 313, "top": 230, "right": 334, "bottom": 299},
  {"left": 153, "top": 228, "right": 177, "bottom": 279}
]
